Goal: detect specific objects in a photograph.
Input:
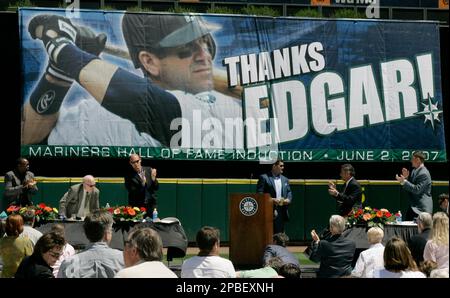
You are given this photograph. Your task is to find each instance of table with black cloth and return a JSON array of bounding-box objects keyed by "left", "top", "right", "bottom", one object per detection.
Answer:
[
  {"left": 342, "top": 223, "right": 418, "bottom": 266},
  {"left": 36, "top": 220, "right": 188, "bottom": 260}
]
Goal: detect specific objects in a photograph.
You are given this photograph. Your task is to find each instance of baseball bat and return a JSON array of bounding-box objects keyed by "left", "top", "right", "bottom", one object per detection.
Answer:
[{"left": 103, "top": 44, "right": 243, "bottom": 99}]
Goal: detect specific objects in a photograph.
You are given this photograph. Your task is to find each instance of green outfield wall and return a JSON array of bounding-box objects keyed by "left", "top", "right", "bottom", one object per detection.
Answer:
[{"left": 1, "top": 178, "right": 448, "bottom": 242}]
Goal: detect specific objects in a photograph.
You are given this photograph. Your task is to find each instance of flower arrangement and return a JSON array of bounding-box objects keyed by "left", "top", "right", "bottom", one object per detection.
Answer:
[
  {"left": 347, "top": 206, "right": 396, "bottom": 228},
  {"left": 106, "top": 206, "right": 147, "bottom": 222},
  {"left": 6, "top": 203, "right": 59, "bottom": 222}
]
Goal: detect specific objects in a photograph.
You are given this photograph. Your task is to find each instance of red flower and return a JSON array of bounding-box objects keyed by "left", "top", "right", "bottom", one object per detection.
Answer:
[
  {"left": 140, "top": 207, "right": 147, "bottom": 212},
  {"left": 38, "top": 203, "right": 46, "bottom": 209},
  {"left": 376, "top": 210, "right": 383, "bottom": 218}
]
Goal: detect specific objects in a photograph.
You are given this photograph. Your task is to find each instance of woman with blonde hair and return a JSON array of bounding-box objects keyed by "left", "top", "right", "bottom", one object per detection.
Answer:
[
  {"left": 374, "top": 237, "right": 425, "bottom": 278},
  {"left": 423, "top": 212, "right": 449, "bottom": 269}
]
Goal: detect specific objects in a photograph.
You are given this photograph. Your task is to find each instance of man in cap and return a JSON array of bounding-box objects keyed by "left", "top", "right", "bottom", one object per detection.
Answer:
[{"left": 23, "top": 13, "right": 243, "bottom": 149}]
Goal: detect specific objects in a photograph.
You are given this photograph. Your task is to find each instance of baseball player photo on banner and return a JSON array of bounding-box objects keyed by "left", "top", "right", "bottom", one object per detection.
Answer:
[{"left": 19, "top": 8, "right": 446, "bottom": 162}]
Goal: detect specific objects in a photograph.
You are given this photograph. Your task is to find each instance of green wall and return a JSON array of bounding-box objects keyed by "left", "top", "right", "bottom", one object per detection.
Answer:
[{"left": 1, "top": 178, "right": 448, "bottom": 242}]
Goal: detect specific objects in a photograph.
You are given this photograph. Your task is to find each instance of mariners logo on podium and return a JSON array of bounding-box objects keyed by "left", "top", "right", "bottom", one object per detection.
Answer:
[{"left": 239, "top": 197, "right": 258, "bottom": 216}]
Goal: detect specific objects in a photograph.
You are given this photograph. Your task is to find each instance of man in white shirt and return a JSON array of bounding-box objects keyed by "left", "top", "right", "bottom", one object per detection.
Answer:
[
  {"left": 19, "top": 208, "right": 42, "bottom": 246},
  {"left": 351, "top": 227, "right": 385, "bottom": 278},
  {"left": 181, "top": 226, "right": 235, "bottom": 278},
  {"left": 115, "top": 227, "right": 177, "bottom": 278}
]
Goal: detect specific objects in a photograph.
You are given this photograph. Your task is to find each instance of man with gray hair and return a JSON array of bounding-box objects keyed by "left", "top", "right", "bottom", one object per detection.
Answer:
[
  {"left": 58, "top": 210, "right": 124, "bottom": 278},
  {"left": 115, "top": 227, "right": 177, "bottom": 278},
  {"left": 310, "top": 215, "right": 356, "bottom": 278},
  {"left": 351, "top": 227, "right": 385, "bottom": 278},
  {"left": 19, "top": 207, "right": 43, "bottom": 246},
  {"left": 59, "top": 175, "right": 100, "bottom": 219},
  {"left": 408, "top": 212, "right": 432, "bottom": 266}
]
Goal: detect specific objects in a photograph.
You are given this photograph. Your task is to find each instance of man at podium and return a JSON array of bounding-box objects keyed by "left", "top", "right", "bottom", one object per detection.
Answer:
[{"left": 256, "top": 159, "right": 293, "bottom": 233}]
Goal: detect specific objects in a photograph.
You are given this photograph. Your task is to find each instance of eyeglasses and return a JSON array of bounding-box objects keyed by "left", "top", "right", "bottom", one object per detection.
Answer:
[
  {"left": 130, "top": 159, "right": 141, "bottom": 164},
  {"left": 157, "top": 37, "right": 212, "bottom": 60},
  {"left": 47, "top": 250, "right": 63, "bottom": 258},
  {"left": 85, "top": 183, "right": 96, "bottom": 188}
]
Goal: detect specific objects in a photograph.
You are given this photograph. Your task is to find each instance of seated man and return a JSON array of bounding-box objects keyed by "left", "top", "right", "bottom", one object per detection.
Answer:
[
  {"left": 310, "top": 215, "right": 356, "bottom": 278},
  {"left": 59, "top": 175, "right": 100, "bottom": 219},
  {"left": 237, "top": 257, "right": 283, "bottom": 278},
  {"left": 115, "top": 227, "right": 177, "bottom": 278},
  {"left": 58, "top": 210, "right": 124, "bottom": 278},
  {"left": 181, "top": 226, "right": 235, "bottom": 278},
  {"left": 408, "top": 212, "right": 432, "bottom": 266},
  {"left": 262, "top": 232, "right": 300, "bottom": 267},
  {"left": 19, "top": 208, "right": 42, "bottom": 246}
]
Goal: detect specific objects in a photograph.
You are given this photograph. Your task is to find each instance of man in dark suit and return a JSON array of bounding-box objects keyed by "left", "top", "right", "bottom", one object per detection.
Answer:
[
  {"left": 59, "top": 175, "right": 100, "bottom": 218},
  {"left": 310, "top": 215, "right": 356, "bottom": 278},
  {"left": 262, "top": 232, "right": 300, "bottom": 267},
  {"left": 257, "top": 159, "right": 292, "bottom": 234},
  {"left": 395, "top": 151, "right": 432, "bottom": 221},
  {"left": 125, "top": 154, "right": 159, "bottom": 213},
  {"left": 407, "top": 212, "right": 432, "bottom": 266},
  {"left": 4, "top": 157, "right": 38, "bottom": 207},
  {"left": 328, "top": 164, "right": 362, "bottom": 217}
]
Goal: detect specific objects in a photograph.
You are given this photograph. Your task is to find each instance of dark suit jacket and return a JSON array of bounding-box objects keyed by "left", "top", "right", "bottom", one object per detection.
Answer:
[
  {"left": 403, "top": 166, "right": 433, "bottom": 215},
  {"left": 335, "top": 177, "right": 362, "bottom": 216},
  {"left": 58, "top": 183, "right": 100, "bottom": 217},
  {"left": 124, "top": 166, "right": 159, "bottom": 211},
  {"left": 408, "top": 228, "right": 431, "bottom": 265},
  {"left": 262, "top": 244, "right": 300, "bottom": 267},
  {"left": 309, "top": 234, "right": 356, "bottom": 278},
  {"left": 256, "top": 173, "right": 292, "bottom": 222},
  {"left": 15, "top": 254, "right": 54, "bottom": 278},
  {"left": 3, "top": 170, "right": 38, "bottom": 206}
]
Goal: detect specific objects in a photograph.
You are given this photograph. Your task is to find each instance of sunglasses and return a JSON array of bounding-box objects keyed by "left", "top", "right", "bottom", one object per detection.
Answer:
[
  {"left": 130, "top": 159, "right": 141, "bottom": 164},
  {"left": 157, "top": 37, "right": 212, "bottom": 60}
]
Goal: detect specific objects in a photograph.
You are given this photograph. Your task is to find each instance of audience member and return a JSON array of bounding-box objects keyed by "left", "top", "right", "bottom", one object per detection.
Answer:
[
  {"left": 438, "top": 193, "right": 449, "bottom": 216},
  {"left": 115, "top": 227, "right": 177, "bottom": 278},
  {"left": 309, "top": 215, "right": 356, "bottom": 278},
  {"left": 256, "top": 159, "right": 293, "bottom": 233},
  {"left": 419, "top": 260, "right": 437, "bottom": 277},
  {"left": 374, "top": 237, "right": 425, "bottom": 278},
  {"left": 59, "top": 175, "right": 100, "bottom": 219},
  {"left": 58, "top": 210, "right": 124, "bottom": 278},
  {"left": 351, "top": 227, "right": 385, "bottom": 278},
  {"left": 4, "top": 157, "right": 38, "bottom": 207},
  {"left": 50, "top": 223, "right": 75, "bottom": 277},
  {"left": 125, "top": 154, "right": 159, "bottom": 212},
  {"left": 262, "top": 232, "right": 300, "bottom": 267},
  {"left": 19, "top": 207, "right": 43, "bottom": 246},
  {"left": 278, "top": 263, "right": 302, "bottom": 279},
  {"left": 0, "top": 214, "right": 33, "bottom": 277},
  {"left": 407, "top": 212, "right": 432, "bottom": 266},
  {"left": 423, "top": 212, "right": 449, "bottom": 269},
  {"left": 328, "top": 164, "right": 362, "bottom": 217},
  {"left": 181, "top": 226, "right": 235, "bottom": 278},
  {"left": 395, "top": 151, "right": 432, "bottom": 220},
  {"left": 15, "top": 232, "right": 65, "bottom": 278},
  {"left": 236, "top": 257, "right": 283, "bottom": 278}
]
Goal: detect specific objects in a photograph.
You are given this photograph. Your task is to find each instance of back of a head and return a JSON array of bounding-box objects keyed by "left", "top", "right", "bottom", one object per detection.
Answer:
[
  {"left": 419, "top": 260, "right": 438, "bottom": 277},
  {"left": 329, "top": 215, "right": 346, "bottom": 234},
  {"left": 384, "top": 237, "right": 417, "bottom": 272},
  {"left": 51, "top": 223, "right": 66, "bottom": 237},
  {"left": 264, "top": 256, "right": 284, "bottom": 273},
  {"left": 196, "top": 226, "right": 219, "bottom": 253},
  {"left": 367, "top": 227, "right": 384, "bottom": 244},
  {"left": 33, "top": 232, "right": 65, "bottom": 257},
  {"left": 22, "top": 208, "right": 36, "bottom": 225},
  {"left": 5, "top": 214, "right": 24, "bottom": 236},
  {"left": 431, "top": 212, "right": 449, "bottom": 246},
  {"left": 278, "top": 263, "right": 301, "bottom": 279},
  {"left": 273, "top": 233, "right": 289, "bottom": 247},
  {"left": 438, "top": 193, "right": 449, "bottom": 204},
  {"left": 417, "top": 212, "right": 433, "bottom": 230},
  {"left": 83, "top": 210, "right": 113, "bottom": 242},
  {"left": 128, "top": 227, "right": 163, "bottom": 262}
]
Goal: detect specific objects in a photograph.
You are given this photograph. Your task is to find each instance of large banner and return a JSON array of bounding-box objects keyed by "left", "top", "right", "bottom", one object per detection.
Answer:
[{"left": 20, "top": 8, "right": 446, "bottom": 162}]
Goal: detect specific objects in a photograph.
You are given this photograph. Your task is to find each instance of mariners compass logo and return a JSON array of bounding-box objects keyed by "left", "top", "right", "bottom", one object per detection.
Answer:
[{"left": 239, "top": 197, "right": 258, "bottom": 216}]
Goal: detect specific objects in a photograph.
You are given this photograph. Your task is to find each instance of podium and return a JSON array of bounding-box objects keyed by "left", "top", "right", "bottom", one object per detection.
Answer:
[{"left": 229, "top": 193, "right": 273, "bottom": 267}]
